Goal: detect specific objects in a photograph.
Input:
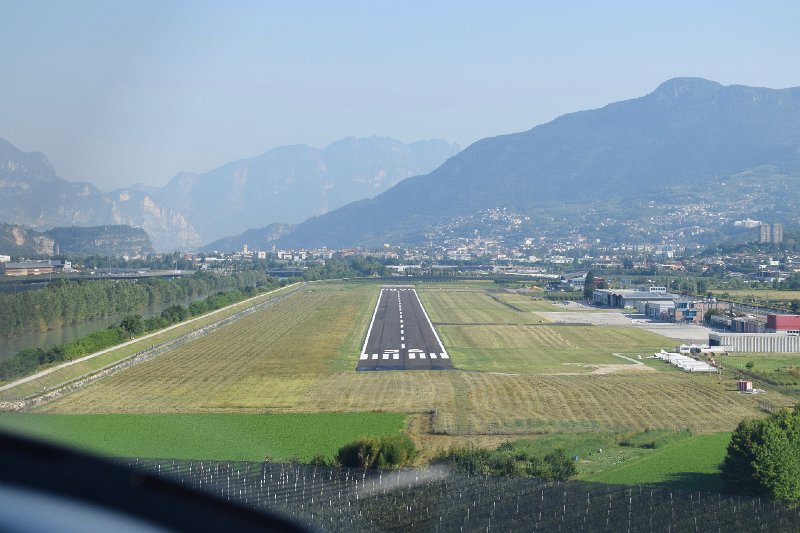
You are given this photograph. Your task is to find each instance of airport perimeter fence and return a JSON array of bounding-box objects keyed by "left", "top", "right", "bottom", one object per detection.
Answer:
[{"left": 126, "top": 458, "right": 800, "bottom": 532}]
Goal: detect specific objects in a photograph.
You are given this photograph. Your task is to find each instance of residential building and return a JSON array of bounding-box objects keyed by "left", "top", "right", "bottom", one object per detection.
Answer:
[
  {"left": 773, "top": 223, "right": 783, "bottom": 244},
  {"left": 760, "top": 223, "right": 771, "bottom": 243}
]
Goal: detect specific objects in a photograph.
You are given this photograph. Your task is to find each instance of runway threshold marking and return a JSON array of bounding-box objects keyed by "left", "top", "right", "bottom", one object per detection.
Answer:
[
  {"left": 358, "top": 286, "right": 452, "bottom": 370},
  {"left": 360, "top": 285, "right": 383, "bottom": 359},
  {"left": 411, "top": 288, "right": 450, "bottom": 359}
]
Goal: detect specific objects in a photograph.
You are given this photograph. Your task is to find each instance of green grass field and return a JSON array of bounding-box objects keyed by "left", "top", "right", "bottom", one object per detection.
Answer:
[
  {"left": 419, "top": 289, "right": 534, "bottom": 324},
  {"left": 439, "top": 323, "right": 668, "bottom": 374},
  {"left": 39, "top": 283, "right": 773, "bottom": 430},
  {"left": 0, "top": 412, "right": 405, "bottom": 461},
  {"left": 485, "top": 291, "right": 570, "bottom": 313},
  {"left": 25, "top": 281, "right": 780, "bottom": 468},
  {"left": 584, "top": 432, "right": 731, "bottom": 491},
  {"left": 723, "top": 353, "right": 800, "bottom": 372}
]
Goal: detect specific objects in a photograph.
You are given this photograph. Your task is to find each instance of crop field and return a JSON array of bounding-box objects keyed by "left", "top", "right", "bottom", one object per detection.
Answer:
[
  {"left": 0, "top": 412, "right": 405, "bottom": 461},
  {"left": 584, "top": 432, "right": 732, "bottom": 492},
  {"left": 32, "top": 281, "right": 781, "bottom": 467},
  {"left": 126, "top": 459, "right": 800, "bottom": 532},
  {"left": 0, "top": 283, "right": 301, "bottom": 399},
  {"left": 711, "top": 289, "right": 800, "bottom": 301}
]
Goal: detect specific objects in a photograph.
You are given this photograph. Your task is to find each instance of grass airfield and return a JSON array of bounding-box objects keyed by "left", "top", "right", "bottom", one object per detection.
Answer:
[{"left": 1, "top": 280, "right": 791, "bottom": 487}]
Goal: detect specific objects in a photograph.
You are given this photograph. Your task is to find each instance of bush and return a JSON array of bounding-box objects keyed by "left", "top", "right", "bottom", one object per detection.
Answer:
[
  {"left": 722, "top": 406, "right": 800, "bottom": 501},
  {"left": 434, "top": 443, "right": 576, "bottom": 480},
  {"left": 336, "top": 434, "right": 417, "bottom": 469}
]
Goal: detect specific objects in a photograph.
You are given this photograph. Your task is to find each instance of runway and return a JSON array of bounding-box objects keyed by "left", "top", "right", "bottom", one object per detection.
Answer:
[{"left": 358, "top": 286, "right": 452, "bottom": 370}]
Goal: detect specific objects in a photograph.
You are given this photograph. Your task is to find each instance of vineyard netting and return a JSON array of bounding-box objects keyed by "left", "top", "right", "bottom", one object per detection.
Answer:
[{"left": 126, "top": 458, "right": 800, "bottom": 532}]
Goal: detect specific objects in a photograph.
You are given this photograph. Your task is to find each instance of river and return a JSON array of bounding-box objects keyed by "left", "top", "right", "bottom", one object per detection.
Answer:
[{"left": 0, "top": 293, "right": 210, "bottom": 362}]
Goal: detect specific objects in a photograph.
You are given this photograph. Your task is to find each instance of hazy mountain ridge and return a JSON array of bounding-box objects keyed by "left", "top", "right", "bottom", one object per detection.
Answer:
[
  {"left": 0, "top": 139, "right": 202, "bottom": 250},
  {"left": 201, "top": 223, "right": 296, "bottom": 252},
  {"left": 0, "top": 136, "right": 458, "bottom": 250},
  {"left": 0, "top": 223, "right": 56, "bottom": 258},
  {"left": 44, "top": 225, "right": 153, "bottom": 257},
  {"left": 276, "top": 78, "right": 800, "bottom": 248},
  {"left": 151, "top": 136, "right": 460, "bottom": 242}
]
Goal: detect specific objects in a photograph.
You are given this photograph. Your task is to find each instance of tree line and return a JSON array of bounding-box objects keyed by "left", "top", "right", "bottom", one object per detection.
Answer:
[
  {"left": 0, "top": 277, "right": 283, "bottom": 381},
  {"left": 0, "top": 270, "right": 272, "bottom": 338}
]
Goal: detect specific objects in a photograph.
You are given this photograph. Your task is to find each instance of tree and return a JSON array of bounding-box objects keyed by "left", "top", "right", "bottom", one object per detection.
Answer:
[
  {"left": 583, "top": 271, "right": 595, "bottom": 299},
  {"left": 120, "top": 314, "right": 144, "bottom": 338},
  {"left": 160, "top": 304, "right": 189, "bottom": 324},
  {"left": 721, "top": 406, "right": 800, "bottom": 501},
  {"left": 791, "top": 299, "right": 800, "bottom": 314},
  {"left": 696, "top": 278, "right": 708, "bottom": 295}
]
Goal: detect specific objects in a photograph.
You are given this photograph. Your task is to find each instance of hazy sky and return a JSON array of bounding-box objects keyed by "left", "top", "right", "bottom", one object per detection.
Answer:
[{"left": 1, "top": 1, "right": 799, "bottom": 190}]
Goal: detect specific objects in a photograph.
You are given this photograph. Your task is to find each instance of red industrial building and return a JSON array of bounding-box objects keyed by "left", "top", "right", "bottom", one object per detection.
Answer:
[{"left": 766, "top": 314, "right": 800, "bottom": 333}]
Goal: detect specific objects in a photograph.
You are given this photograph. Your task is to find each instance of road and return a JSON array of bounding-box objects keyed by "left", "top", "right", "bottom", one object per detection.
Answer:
[{"left": 358, "top": 286, "right": 452, "bottom": 370}]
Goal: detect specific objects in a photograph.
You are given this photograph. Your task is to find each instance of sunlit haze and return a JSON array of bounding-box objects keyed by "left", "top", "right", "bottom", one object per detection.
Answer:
[{"left": 1, "top": 0, "right": 799, "bottom": 189}]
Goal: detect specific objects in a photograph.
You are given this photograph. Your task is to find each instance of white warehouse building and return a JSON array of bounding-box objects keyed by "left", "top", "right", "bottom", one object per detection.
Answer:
[{"left": 709, "top": 332, "right": 800, "bottom": 352}]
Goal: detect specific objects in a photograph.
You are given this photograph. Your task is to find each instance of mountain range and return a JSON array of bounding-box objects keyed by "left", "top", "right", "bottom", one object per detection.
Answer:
[
  {"left": 143, "top": 136, "right": 459, "bottom": 242},
  {"left": 275, "top": 78, "right": 800, "bottom": 248},
  {"left": 0, "top": 223, "right": 153, "bottom": 258},
  {"left": 0, "top": 137, "right": 459, "bottom": 251},
  {"left": 4, "top": 78, "right": 800, "bottom": 254},
  {"left": 0, "top": 138, "right": 200, "bottom": 250}
]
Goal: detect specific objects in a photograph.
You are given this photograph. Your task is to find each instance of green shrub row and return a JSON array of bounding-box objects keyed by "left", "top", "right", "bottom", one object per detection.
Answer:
[{"left": 433, "top": 442, "right": 577, "bottom": 480}]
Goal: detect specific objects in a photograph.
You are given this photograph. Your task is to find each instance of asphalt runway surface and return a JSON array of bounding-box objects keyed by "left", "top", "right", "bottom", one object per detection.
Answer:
[{"left": 358, "top": 286, "right": 452, "bottom": 370}]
